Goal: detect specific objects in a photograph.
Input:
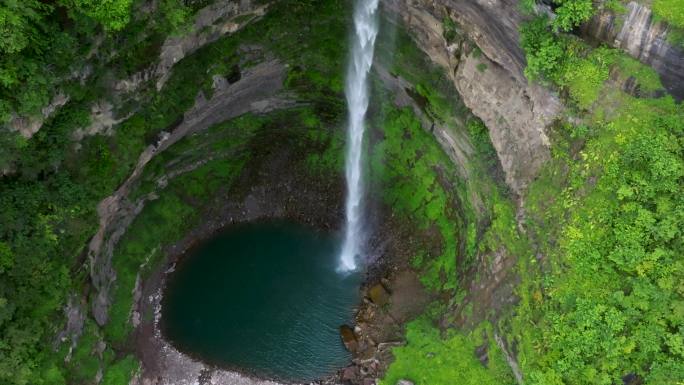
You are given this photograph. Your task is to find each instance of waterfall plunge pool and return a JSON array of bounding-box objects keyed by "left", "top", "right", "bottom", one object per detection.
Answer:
[{"left": 161, "top": 221, "right": 361, "bottom": 382}]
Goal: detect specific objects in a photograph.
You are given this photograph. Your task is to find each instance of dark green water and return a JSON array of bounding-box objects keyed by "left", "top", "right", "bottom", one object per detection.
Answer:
[{"left": 161, "top": 222, "right": 361, "bottom": 382}]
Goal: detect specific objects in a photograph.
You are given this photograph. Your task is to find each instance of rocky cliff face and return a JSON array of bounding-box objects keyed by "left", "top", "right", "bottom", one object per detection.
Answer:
[
  {"left": 8, "top": 93, "right": 69, "bottom": 138},
  {"left": 582, "top": 1, "right": 684, "bottom": 99},
  {"left": 89, "top": 58, "right": 292, "bottom": 325},
  {"left": 46, "top": 0, "right": 679, "bottom": 381},
  {"left": 381, "top": 0, "right": 562, "bottom": 195},
  {"left": 85, "top": 0, "right": 276, "bottom": 326},
  {"left": 5, "top": 0, "right": 266, "bottom": 142},
  {"left": 375, "top": 1, "right": 539, "bottom": 341},
  {"left": 116, "top": 0, "right": 268, "bottom": 93}
]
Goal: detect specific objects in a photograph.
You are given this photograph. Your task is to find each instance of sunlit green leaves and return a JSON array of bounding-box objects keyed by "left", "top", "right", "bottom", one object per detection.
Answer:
[
  {"left": 522, "top": 94, "right": 684, "bottom": 384},
  {"left": 381, "top": 319, "right": 515, "bottom": 385},
  {"left": 652, "top": 0, "right": 684, "bottom": 28},
  {"left": 520, "top": 17, "right": 567, "bottom": 81},
  {"left": 371, "top": 106, "right": 460, "bottom": 290},
  {"left": 552, "top": 0, "right": 595, "bottom": 32},
  {"left": 65, "top": 0, "right": 134, "bottom": 31}
]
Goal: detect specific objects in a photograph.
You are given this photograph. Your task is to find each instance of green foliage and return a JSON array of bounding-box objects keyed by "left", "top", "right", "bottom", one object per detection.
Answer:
[
  {"left": 551, "top": 0, "right": 595, "bottom": 32},
  {"left": 613, "top": 55, "right": 664, "bottom": 94},
  {"left": 521, "top": 15, "right": 603, "bottom": 92},
  {"left": 0, "top": 242, "right": 12, "bottom": 274},
  {"left": 517, "top": 7, "right": 683, "bottom": 382},
  {"left": 652, "top": 0, "right": 684, "bottom": 28},
  {"left": 482, "top": 193, "right": 528, "bottom": 258},
  {"left": 370, "top": 35, "right": 526, "bottom": 380},
  {"left": 604, "top": 0, "right": 627, "bottom": 13},
  {"left": 101, "top": 355, "right": 138, "bottom": 385},
  {"left": 371, "top": 106, "right": 460, "bottom": 290},
  {"left": 381, "top": 317, "right": 515, "bottom": 385},
  {"left": 521, "top": 16, "right": 663, "bottom": 109},
  {"left": 442, "top": 16, "right": 459, "bottom": 44},
  {"left": 466, "top": 118, "right": 496, "bottom": 162},
  {"left": 558, "top": 47, "right": 614, "bottom": 109},
  {"left": 519, "top": 86, "right": 684, "bottom": 384},
  {"left": 157, "top": 0, "right": 191, "bottom": 33},
  {"left": 305, "top": 128, "right": 344, "bottom": 176},
  {"left": 370, "top": 16, "right": 485, "bottom": 292},
  {"left": 520, "top": 0, "right": 538, "bottom": 14},
  {"left": 0, "top": 116, "right": 89, "bottom": 382},
  {"left": 520, "top": 17, "right": 568, "bottom": 82},
  {"left": 0, "top": 1, "right": 51, "bottom": 54},
  {"left": 0, "top": 2, "right": 89, "bottom": 118},
  {"left": 0, "top": 0, "right": 195, "bottom": 122},
  {"left": 375, "top": 14, "right": 466, "bottom": 126},
  {"left": 264, "top": 0, "right": 348, "bottom": 98},
  {"left": 0, "top": 131, "right": 27, "bottom": 171},
  {"left": 66, "top": 319, "right": 101, "bottom": 382},
  {"left": 66, "top": 0, "right": 135, "bottom": 31}
]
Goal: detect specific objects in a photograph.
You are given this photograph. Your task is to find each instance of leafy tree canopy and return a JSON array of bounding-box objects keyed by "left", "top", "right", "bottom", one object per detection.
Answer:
[
  {"left": 65, "top": 0, "right": 135, "bottom": 31},
  {"left": 552, "top": 0, "right": 595, "bottom": 31}
]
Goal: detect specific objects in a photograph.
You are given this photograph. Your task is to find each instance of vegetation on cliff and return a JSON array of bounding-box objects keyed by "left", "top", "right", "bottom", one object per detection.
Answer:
[
  {"left": 0, "top": 0, "right": 348, "bottom": 383},
  {"left": 370, "top": 18, "right": 520, "bottom": 384},
  {"left": 653, "top": 0, "right": 684, "bottom": 28},
  {"left": 0, "top": 0, "right": 193, "bottom": 125},
  {"left": 518, "top": 3, "right": 684, "bottom": 384},
  {"left": 1, "top": 0, "right": 682, "bottom": 384},
  {"left": 381, "top": 316, "right": 515, "bottom": 385}
]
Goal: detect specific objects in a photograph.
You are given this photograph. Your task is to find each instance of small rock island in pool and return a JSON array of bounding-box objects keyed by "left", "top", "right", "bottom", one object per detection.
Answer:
[{"left": 161, "top": 221, "right": 362, "bottom": 382}]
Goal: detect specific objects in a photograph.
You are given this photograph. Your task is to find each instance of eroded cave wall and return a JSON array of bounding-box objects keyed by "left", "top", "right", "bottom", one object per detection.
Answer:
[
  {"left": 382, "top": 0, "right": 562, "bottom": 196},
  {"left": 378, "top": 0, "right": 567, "bottom": 327}
]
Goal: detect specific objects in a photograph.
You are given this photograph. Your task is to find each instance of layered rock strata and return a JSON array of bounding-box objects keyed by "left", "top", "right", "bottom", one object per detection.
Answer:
[
  {"left": 382, "top": 0, "right": 562, "bottom": 195},
  {"left": 582, "top": 1, "right": 684, "bottom": 99}
]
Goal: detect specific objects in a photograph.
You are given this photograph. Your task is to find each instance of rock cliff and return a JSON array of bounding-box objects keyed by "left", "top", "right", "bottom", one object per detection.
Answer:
[
  {"left": 89, "top": 58, "right": 293, "bottom": 325},
  {"left": 41, "top": 0, "right": 683, "bottom": 383},
  {"left": 382, "top": 0, "right": 562, "bottom": 195},
  {"left": 582, "top": 1, "right": 684, "bottom": 99}
]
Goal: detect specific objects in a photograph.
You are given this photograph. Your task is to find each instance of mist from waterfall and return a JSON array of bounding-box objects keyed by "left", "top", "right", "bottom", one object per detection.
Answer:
[{"left": 339, "top": 0, "right": 380, "bottom": 272}]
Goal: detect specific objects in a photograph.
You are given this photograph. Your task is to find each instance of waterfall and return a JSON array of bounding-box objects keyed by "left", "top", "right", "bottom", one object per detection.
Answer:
[{"left": 339, "top": 0, "right": 380, "bottom": 272}]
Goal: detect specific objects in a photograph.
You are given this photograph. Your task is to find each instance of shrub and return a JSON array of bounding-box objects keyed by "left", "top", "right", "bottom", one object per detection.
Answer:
[
  {"left": 552, "top": 0, "right": 595, "bottom": 32},
  {"left": 520, "top": 17, "right": 568, "bottom": 81},
  {"left": 652, "top": 0, "right": 684, "bottom": 28},
  {"left": 381, "top": 318, "right": 515, "bottom": 385},
  {"left": 101, "top": 355, "right": 138, "bottom": 385},
  {"left": 559, "top": 48, "right": 614, "bottom": 109}
]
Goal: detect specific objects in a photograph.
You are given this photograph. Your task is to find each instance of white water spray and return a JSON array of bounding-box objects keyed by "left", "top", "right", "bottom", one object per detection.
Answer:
[{"left": 339, "top": 0, "right": 380, "bottom": 272}]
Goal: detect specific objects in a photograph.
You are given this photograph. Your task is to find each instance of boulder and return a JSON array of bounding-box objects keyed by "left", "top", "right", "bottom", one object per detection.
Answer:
[
  {"left": 396, "top": 380, "right": 414, "bottom": 385},
  {"left": 340, "top": 324, "right": 359, "bottom": 352},
  {"left": 341, "top": 366, "right": 359, "bottom": 382},
  {"left": 368, "top": 283, "right": 390, "bottom": 306}
]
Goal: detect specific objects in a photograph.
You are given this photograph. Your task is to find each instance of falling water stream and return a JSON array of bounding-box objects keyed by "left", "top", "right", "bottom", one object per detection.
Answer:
[{"left": 339, "top": 0, "right": 380, "bottom": 271}]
